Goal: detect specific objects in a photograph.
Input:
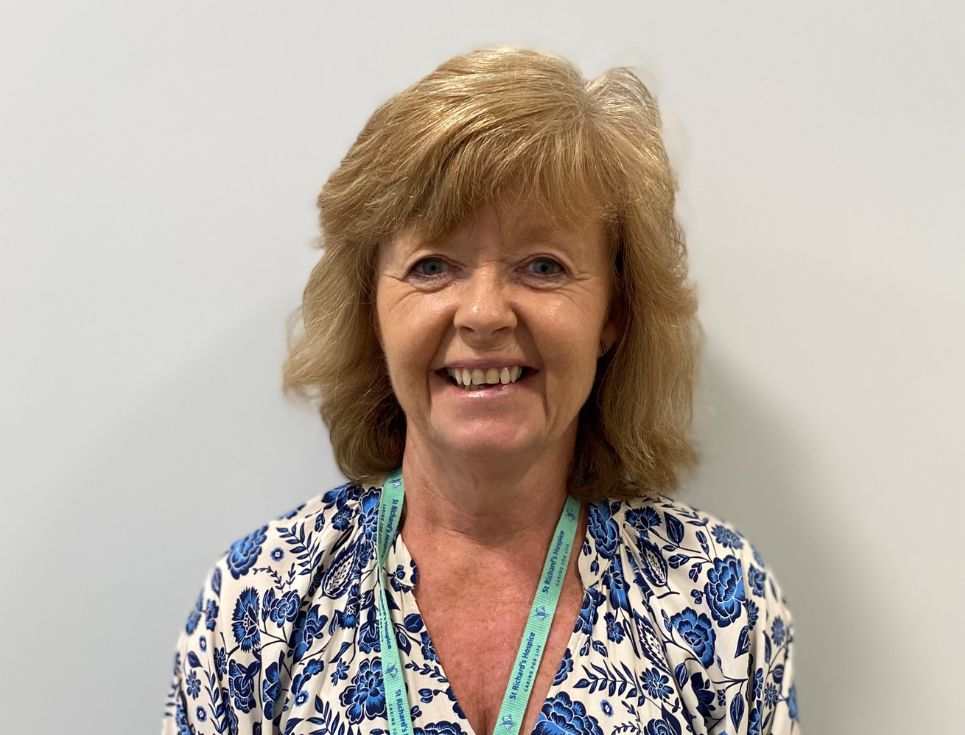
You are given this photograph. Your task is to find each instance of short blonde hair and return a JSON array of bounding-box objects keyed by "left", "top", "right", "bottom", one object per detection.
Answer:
[{"left": 282, "top": 46, "right": 703, "bottom": 501}]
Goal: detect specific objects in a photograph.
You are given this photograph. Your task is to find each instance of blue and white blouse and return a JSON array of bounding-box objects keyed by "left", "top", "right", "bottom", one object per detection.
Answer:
[{"left": 162, "top": 478, "right": 800, "bottom": 734}]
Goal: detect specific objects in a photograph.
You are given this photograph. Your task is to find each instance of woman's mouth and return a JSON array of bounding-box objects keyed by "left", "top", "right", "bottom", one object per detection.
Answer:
[{"left": 432, "top": 367, "right": 538, "bottom": 396}]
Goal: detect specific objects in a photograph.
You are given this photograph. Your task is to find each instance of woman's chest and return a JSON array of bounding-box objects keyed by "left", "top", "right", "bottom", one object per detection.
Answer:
[{"left": 413, "top": 571, "right": 586, "bottom": 735}]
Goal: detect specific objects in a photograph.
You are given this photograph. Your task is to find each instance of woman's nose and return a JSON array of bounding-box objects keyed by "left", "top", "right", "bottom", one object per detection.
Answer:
[{"left": 452, "top": 267, "right": 518, "bottom": 339}]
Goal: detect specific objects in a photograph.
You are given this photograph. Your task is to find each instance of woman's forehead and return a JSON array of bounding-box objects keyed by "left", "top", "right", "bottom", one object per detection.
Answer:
[{"left": 394, "top": 199, "right": 604, "bottom": 253}]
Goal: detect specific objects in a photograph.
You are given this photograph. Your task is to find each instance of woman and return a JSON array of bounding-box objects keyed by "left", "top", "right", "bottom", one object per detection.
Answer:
[{"left": 162, "top": 46, "right": 799, "bottom": 735}]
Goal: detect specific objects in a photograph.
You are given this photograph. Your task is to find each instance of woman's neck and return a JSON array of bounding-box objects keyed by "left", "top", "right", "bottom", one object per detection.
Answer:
[{"left": 396, "top": 438, "right": 576, "bottom": 576}]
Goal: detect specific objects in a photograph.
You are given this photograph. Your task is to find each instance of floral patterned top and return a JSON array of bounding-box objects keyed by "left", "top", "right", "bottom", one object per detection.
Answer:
[{"left": 162, "top": 477, "right": 800, "bottom": 735}]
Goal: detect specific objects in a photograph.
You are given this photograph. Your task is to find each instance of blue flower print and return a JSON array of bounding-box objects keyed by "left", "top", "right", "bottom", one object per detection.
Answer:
[
  {"left": 764, "top": 682, "right": 779, "bottom": 707},
  {"left": 534, "top": 692, "right": 604, "bottom": 735},
  {"left": 162, "top": 483, "right": 800, "bottom": 734},
  {"left": 291, "top": 659, "right": 324, "bottom": 710},
  {"left": 334, "top": 581, "right": 361, "bottom": 630},
  {"left": 263, "top": 654, "right": 283, "bottom": 719},
  {"left": 213, "top": 647, "right": 227, "bottom": 677},
  {"left": 745, "top": 598, "right": 759, "bottom": 628},
  {"left": 185, "top": 607, "right": 201, "bottom": 635},
  {"left": 573, "top": 588, "right": 606, "bottom": 634},
  {"left": 553, "top": 648, "right": 573, "bottom": 685},
  {"left": 603, "top": 554, "right": 630, "bottom": 611},
  {"left": 711, "top": 524, "right": 743, "bottom": 550},
  {"left": 588, "top": 502, "right": 619, "bottom": 559},
  {"left": 420, "top": 631, "right": 439, "bottom": 663},
  {"left": 292, "top": 604, "right": 327, "bottom": 663},
  {"left": 269, "top": 590, "right": 301, "bottom": 626},
  {"left": 339, "top": 659, "right": 386, "bottom": 724},
  {"left": 748, "top": 566, "right": 765, "bottom": 597},
  {"left": 604, "top": 612, "right": 624, "bottom": 643},
  {"left": 330, "top": 660, "right": 349, "bottom": 685},
  {"left": 175, "top": 701, "right": 190, "bottom": 735},
  {"left": 643, "top": 710, "right": 681, "bottom": 735},
  {"left": 670, "top": 608, "right": 716, "bottom": 667},
  {"left": 204, "top": 598, "right": 219, "bottom": 631},
  {"left": 358, "top": 602, "right": 380, "bottom": 654},
  {"left": 185, "top": 589, "right": 203, "bottom": 634},
  {"left": 332, "top": 508, "right": 351, "bottom": 530},
  {"left": 751, "top": 668, "right": 763, "bottom": 700},
  {"left": 358, "top": 488, "right": 381, "bottom": 541},
  {"left": 637, "top": 538, "right": 669, "bottom": 588},
  {"left": 703, "top": 556, "right": 745, "bottom": 627},
  {"left": 321, "top": 482, "right": 358, "bottom": 509},
  {"left": 643, "top": 668, "right": 672, "bottom": 700},
  {"left": 390, "top": 564, "right": 411, "bottom": 593},
  {"left": 228, "top": 658, "right": 260, "bottom": 713},
  {"left": 626, "top": 506, "right": 660, "bottom": 534},
  {"left": 689, "top": 672, "right": 716, "bottom": 717},
  {"left": 231, "top": 587, "right": 260, "bottom": 651},
  {"left": 748, "top": 706, "right": 762, "bottom": 735},
  {"left": 226, "top": 703, "right": 238, "bottom": 735},
  {"left": 414, "top": 723, "right": 463, "bottom": 735},
  {"left": 772, "top": 617, "right": 786, "bottom": 646},
  {"left": 226, "top": 526, "right": 267, "bottom": 579},
  {"left": 185, "top": 670, "right": 200, "bottom": 699}
]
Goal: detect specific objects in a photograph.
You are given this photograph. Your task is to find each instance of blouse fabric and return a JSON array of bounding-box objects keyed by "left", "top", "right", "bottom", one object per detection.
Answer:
[{"left": 162, "top": 478, "right": 800, "bottom": 735}]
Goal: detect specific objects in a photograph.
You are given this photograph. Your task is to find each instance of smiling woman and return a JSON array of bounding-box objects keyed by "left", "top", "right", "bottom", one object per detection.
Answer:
[
  {"left": 374, "top": 196, "right": 617, "bottom": 474},
  {"left": 162, "top": 46, "right": 800, "bottom": 735}
]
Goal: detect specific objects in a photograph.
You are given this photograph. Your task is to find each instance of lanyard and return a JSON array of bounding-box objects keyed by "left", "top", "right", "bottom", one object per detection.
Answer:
[{"left": 375, "top": 467, "right": 581, "bottom": 735}]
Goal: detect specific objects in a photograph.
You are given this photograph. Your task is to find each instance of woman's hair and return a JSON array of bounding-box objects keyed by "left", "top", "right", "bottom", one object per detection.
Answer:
[{"left": 282, "top": 45, "right": 703, "bottom": 501}]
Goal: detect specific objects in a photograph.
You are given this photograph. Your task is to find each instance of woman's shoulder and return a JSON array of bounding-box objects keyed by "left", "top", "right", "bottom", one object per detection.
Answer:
[
  {"left": 595, "top": 491, "right": 796, "bottom": 633},
  {"left": 202, "top": 479, "right": 381, "bottom": 597},
  {"left": 170, "top": 478, "right": 384, "bottom": 656},
  {"left": 607, "top": 492, "right": 788, "bottom": 585},
  {"left": 162, "top": 479, "right": 383, "bottom": 727}
]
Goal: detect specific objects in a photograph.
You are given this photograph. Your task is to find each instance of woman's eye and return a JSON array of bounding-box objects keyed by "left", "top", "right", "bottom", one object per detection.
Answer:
[
  {"left": 528, "top": 258, "right": 565, "bottom": 278},
  {"left": 410, "top": 258, "right": 448, "bottom": 279}
]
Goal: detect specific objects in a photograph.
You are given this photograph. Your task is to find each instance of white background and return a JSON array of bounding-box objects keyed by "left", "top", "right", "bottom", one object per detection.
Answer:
[{"left": 2, "top": 1, "right": 963, "bottom": 732}]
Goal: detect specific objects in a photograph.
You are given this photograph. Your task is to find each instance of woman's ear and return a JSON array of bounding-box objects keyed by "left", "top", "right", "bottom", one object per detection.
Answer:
[{"left": 602, "top": 291, "right": 626, "bottom": 351}]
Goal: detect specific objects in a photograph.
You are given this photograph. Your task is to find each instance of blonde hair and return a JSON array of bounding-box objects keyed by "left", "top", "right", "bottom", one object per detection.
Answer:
[{"left": 282, "top": 46, "right": 703, "bottom": 501}]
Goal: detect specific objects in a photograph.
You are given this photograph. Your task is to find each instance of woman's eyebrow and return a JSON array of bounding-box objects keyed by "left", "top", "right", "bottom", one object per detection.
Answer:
[
  {"left": 398, "top": 221, "right": 581, "bottom": 257},
  {"left": 515, "top": 227, "right": 582, "bottom": 258}
]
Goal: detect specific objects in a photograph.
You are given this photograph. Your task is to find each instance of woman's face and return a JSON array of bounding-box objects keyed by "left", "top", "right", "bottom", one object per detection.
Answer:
[{"left": 374, "top": 194, "right": 620, "bottom": 468}]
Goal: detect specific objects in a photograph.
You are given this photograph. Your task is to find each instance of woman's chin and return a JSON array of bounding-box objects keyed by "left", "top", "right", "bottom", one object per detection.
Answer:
[{"left": 431, "top": 423, "right": 535, "bottom": 459}]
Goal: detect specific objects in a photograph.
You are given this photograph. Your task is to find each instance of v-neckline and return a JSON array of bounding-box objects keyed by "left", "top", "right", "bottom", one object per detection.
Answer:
[{"left": 382, "top": 495, "right": 610, "bottom": 735}]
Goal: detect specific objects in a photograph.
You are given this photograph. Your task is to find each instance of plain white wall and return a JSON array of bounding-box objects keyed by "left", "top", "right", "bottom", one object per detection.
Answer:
[{"left": 2, "top": 1, "right": 962, "bottom": 732}]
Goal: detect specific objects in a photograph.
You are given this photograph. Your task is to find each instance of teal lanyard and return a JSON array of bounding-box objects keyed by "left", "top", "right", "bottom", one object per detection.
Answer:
[{"left": 375, "top": 467, "right": 581, "bottom": 735}]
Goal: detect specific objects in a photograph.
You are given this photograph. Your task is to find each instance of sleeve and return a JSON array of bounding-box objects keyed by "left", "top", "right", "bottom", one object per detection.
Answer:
[
  {"left": 742, "top": 543, "right": 801, "bottom": 734},
  {"left": 161, "top": 557, "right": 254, "bottom": 735}
]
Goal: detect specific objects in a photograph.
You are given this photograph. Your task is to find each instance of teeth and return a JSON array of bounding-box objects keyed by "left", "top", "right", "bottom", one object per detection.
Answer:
[{"left": 445, "top": 366, "right": 527, "bottom": 388}]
